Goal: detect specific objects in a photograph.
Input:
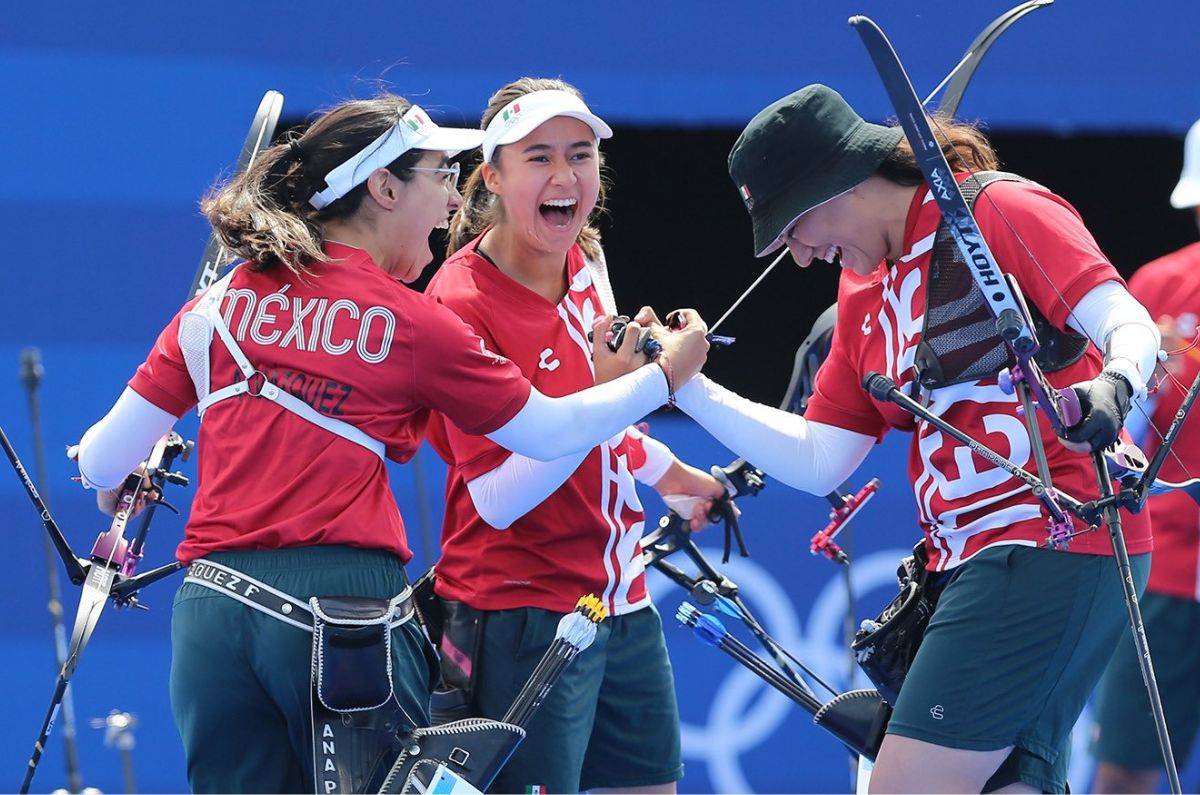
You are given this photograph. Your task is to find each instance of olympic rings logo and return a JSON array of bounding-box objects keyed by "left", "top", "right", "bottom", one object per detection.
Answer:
[{"left": 649, "top": 547, "right": 910, "bottom": 793}]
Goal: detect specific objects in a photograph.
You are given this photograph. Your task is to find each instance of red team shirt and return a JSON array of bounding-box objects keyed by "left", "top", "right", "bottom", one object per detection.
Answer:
[
  {"left": 426, "top": 235, "right": 651, "bottom": 615},
  {"left": 1129, "top": 242, "right": 1200, "bottom": 601},
  {"left": 129, "top": 243, "right": 531, "bottom": 564},
  {"left": 805, "top": 175, "right": 1152, "bottom": 570}
]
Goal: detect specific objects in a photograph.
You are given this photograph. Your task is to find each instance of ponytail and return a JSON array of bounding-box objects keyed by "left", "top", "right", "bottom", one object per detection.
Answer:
[
  {"left": 202, "top": 137, "right": 326, "bottom": 274},
  {"left": 202, "top": 94, "right": 423, "bottom": 276},
  {"left": 446, "top": 156, "right": 493, "bottom": 256}
]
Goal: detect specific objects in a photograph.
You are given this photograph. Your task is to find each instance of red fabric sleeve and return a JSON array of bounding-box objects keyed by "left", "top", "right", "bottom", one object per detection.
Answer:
[
  {"left": 623, "top": 425, "right": 649, "bottom": 472},
  {"left": 128, "top": 307, "right": 199, "bottom": 418},
  {"left": 411, "top": 299, "right": 532, "bottom": 439},
  {"left": 975, "top": 180, "right": 1123, "bottom": 330},
  {"left": 1127, "top": 260, "right": 1168, "bottom": 310},
  {"left": 803, "top": 285, "right": 888, "bottom": 439}
]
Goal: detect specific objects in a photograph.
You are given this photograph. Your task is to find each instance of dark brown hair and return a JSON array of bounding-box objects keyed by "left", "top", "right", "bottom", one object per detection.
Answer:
[
  {"left": 202, "top": 94, "right": 424, "bottom": 274},
  {"left": 876, "top": 116, "right": 1000, "bottom": 185},
  {"left": 447, "top": 77, "right": 608, "bottom": 260}
]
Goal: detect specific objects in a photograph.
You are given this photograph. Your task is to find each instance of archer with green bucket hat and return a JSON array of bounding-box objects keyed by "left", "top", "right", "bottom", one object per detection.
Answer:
[{"left": 673, "top": 84, "right": 1163, "bottom": 792}]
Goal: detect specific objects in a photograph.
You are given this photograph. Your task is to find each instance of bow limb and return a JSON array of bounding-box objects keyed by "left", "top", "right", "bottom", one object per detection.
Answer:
[
  {"left": 711, "top": 5, "right": 1048, "bottom": 336},
  {"left": 926, "top": 0, "right": 1055, "bottom": 116},
  {"left": 190, "top": 91, "right": 283, "bottom": 298}
]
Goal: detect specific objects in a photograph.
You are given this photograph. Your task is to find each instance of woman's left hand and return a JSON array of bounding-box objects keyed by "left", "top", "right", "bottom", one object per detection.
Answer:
[
  {"left": 654, "top": 460, "right": 731, "bottom": 531},
  {"left": 96, "top": 466, "right": 155, "bottom": 518},
  {"left": 1059, "top": 371, "right": 1134, "bottom": 453}
]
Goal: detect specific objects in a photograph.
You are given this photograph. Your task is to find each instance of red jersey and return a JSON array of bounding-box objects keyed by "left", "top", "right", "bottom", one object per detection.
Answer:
[
  {"left": 806, "top": 176, "right": 1152, "bottom": 571},
  {"left": 130, "top": 243, "right": 531, "bottom": 564},
  {"left": 425, "top": 236, "right": 650, "bottom": 615},
  {"left": 1129, "top": 242, "right": 1200, "bottom": 600}
]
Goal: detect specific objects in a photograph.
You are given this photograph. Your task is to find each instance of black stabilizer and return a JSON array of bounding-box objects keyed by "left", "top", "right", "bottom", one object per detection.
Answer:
[
  {"left": 863, "top": 371, "right": 898, "bottom": 402},
  {"left": 996, "top": 307, "right": 1025, "bottom": 345},
  {"left": 812, "top": 689, "right": 890, "bottom": 761}
]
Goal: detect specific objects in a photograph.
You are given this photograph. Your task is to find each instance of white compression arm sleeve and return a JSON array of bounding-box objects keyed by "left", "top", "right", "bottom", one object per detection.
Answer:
[
  {"left": 467, "top": 450, "right": 588, "bottom": 530},
  {"left": 1066, "top": 280, "right": 1161, "bottom": 397},
  {"left": 486, "top": 363, "right": 668, "bottom": 461},
  {"left": 467, "top": 423, "right": 673, "bottom": 530},
  {"left": 77, "top": 387, "right": 178, "bottom": 490},
  {"left": 675, "top": 375, "right": 875, "bottom": 495}
]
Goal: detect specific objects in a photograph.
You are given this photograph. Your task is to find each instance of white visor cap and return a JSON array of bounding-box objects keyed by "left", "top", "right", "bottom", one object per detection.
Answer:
[
  {"left": 482, "top": 90, "right": 613, "bottom": 164},
  {"left": 1170, "top": 117, "right": 1200, "bottom": 210},
  {"left": 309, "top": 105, "right": 484, "bottom": 210}
]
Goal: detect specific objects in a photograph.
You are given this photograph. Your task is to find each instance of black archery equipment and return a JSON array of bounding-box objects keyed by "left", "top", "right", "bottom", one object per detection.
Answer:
[
  {"left": 676, "top": 603, "right": 888, "bottom": 761},
  {"left": 850, "top": 542, "right": 938, "bottom": 707},
  {"left": 914, "top": 172, "right": 1089, "bottom": 390},
  {"left": 12, "top": 432, "right": 192, "bottom": 794},
  {"left": 377, "top": 596, "right": 608, "bottom": 794}
]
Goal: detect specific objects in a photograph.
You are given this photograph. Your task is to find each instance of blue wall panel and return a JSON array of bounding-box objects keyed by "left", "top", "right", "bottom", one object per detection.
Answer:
[{"left": 4, "top": 2, "right": 1200, "bottom": 790}]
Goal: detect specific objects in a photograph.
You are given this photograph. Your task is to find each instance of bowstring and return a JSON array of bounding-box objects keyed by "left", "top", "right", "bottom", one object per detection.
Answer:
[{"left": 925, "top": 111, "right": 1200, "bottom": 489}]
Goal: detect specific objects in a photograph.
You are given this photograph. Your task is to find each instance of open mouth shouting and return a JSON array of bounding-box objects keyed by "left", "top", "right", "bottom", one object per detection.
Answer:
[{"left": 539, "top": 197, "right": 578, "bottom": 229}]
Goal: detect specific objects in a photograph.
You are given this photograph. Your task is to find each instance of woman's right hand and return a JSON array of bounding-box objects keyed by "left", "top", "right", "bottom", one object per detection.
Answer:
[
  {"left": 653, "top": 308, "right": 710, "bottom": 385},
  {"left": 592, "top": 314, "right": 651, "bottom": 384}
]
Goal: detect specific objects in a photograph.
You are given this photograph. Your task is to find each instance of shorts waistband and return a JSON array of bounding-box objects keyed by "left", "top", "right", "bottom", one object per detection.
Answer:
[{"left": 198, "top": 544, "right": 408, "bottom": 577}]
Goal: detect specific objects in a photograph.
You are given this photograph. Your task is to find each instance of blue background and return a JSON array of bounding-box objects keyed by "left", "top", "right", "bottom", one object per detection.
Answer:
[{"left": 3, "top": 1, "right": 1200, "bottom": 792}]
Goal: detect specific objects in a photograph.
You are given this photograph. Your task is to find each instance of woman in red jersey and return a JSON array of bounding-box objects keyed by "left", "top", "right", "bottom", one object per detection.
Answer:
[
  {"left": 677, "top": 85, "right": 1162, "bottom": 793},
  {"left": 74, "top": 93, "right": 707, "bottom": 793},
  {"left": 425, "top": 78, "right": 723, "bottom": 794}
]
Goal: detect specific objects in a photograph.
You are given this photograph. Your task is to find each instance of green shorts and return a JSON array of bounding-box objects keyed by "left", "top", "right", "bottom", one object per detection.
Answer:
[
  {"left": 887, "top": 544, "right": 1150, "bottom": 793},
  {"left": 1092, "top": 591, "right": 1200, "bottom": 771},
  {"left": 169, "top": 546, "right": 438, "bottom": 794},
  {"left": 473, "top": 603, "right": 683, "bottom": 793}
]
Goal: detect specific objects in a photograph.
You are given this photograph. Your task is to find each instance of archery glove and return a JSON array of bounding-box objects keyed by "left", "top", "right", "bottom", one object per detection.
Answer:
[{"left": 1061, "top": 371, "right": 1133, "bottom": 453}]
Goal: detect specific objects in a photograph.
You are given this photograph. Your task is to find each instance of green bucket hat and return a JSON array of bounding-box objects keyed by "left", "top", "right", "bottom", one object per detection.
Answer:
[{"left": 729, "top": 84, "right": 904, "bottom": 257}]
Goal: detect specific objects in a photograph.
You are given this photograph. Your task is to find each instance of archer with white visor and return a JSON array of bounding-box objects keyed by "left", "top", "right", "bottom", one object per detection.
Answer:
[
  {"left": 71, "top": 91, "right": 708, "bottom": 793},
  {"left": 427, "top": 78, "right": 718, "bottom": 794},
  {"left": 308, "top": 103, "right": 482, "bottom": 209}
]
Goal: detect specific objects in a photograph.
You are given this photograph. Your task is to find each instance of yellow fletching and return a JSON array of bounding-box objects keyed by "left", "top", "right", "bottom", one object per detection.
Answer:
[{"left": 574, "top": 594, "right": 608, "bottom": 623}]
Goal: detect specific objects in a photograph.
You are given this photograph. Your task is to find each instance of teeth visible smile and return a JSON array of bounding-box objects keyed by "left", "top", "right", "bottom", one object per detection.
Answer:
[{"left": 542, "top": 198, "right": 577, "bottom": 207}]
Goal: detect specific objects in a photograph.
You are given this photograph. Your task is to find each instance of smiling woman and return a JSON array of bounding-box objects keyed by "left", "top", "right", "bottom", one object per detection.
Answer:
[
  {"left": 448, "top": 79, "right": 612, "bottom": 263},
  {"left": 425, "top": 78, "right": 724, "bottom": 795},
  {"left": 68, "top": 88, "right": 709, "bottom": 793}
]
